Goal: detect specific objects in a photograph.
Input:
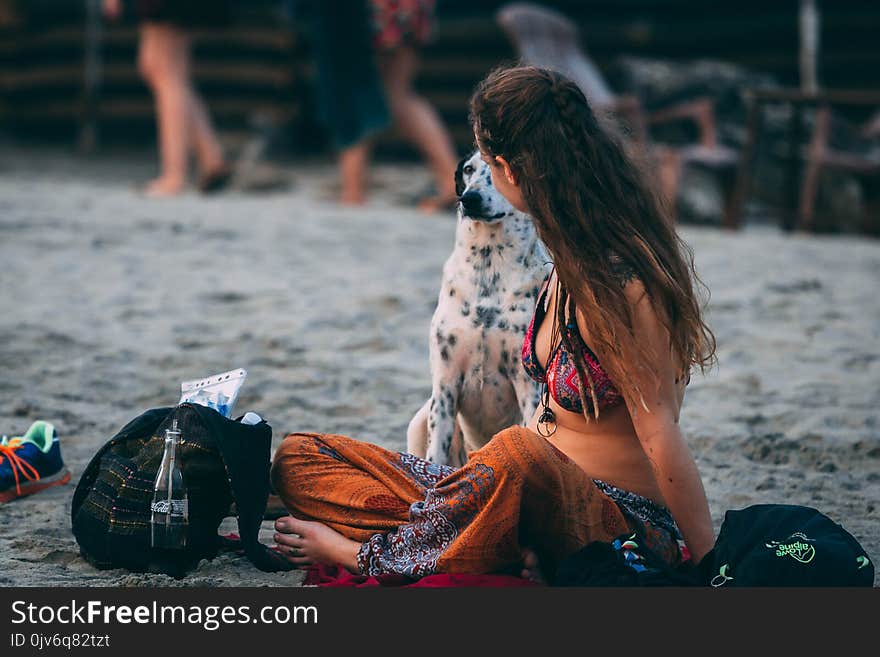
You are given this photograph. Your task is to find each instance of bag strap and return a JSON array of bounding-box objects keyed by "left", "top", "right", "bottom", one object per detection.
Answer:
[{"left": 186, "top": 403, "right": 293, "bottom": 573}]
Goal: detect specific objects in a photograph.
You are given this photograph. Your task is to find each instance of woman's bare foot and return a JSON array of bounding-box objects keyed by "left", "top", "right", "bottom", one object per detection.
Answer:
[
  {"left": 338, "top": 143, "right": 368, "bottom": 206},
  {"left": 339, "top": 188, "right": 366, "bottom": 206},
  {"left": 141, "top": 176, "right": 186, "bottom": 198},
  {"left": 520, "top": 547, "right": 549, "bottom": 585},
  {"left": 274, "top": 515, "right": 361, "bottom": 572}
]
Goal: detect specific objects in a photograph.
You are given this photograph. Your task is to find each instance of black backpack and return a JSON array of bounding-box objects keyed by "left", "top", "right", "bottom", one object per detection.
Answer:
[
  {"left": 71, "top": 403, "right": 292, "bottom": 577},
  {"left": 697, "top": 504, "right": 874, "bottom": 587},
  {"left": 553, "top": 504, "right": 874, "bottom": 588}
]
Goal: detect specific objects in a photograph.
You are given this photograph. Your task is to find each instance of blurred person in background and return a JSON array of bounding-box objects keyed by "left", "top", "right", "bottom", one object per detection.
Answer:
[
  {"left": 310, "top": 0, "right": 458, "bottom": 211},
  {"left": 102, "top": 0, "right": 233, "bottom": 197},
  {"left": 307, "top": 0, "right": 391, "bottom": 206},
  {"left": 368, "top": 0, "right": 459, "bottom": 211}
]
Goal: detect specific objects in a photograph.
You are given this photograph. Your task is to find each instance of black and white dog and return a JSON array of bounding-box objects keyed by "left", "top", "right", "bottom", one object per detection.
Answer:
[{"left": 406, "top": 151, "right": 551, "bottom": 467}]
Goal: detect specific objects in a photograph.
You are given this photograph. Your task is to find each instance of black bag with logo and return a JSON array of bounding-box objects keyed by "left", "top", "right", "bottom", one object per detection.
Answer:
[
  {"left": 697, "top": 504, "right": 874, "bottom": 587},
  {"left": 71, "top": 403, "right": 292, "bottom": 577},
  {"left": 554, "top": 504, "right": 874, "bottom": 588}
]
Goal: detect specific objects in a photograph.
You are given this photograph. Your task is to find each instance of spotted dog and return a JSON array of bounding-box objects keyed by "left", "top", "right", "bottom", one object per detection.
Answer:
[{"left": 407, "top": 151, "right": 551, "bottom": 467}]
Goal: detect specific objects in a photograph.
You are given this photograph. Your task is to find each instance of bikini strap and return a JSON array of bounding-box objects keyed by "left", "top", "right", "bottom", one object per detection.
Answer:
[{"left": 536, "top": 264, "right": 556, "bottom": 313}]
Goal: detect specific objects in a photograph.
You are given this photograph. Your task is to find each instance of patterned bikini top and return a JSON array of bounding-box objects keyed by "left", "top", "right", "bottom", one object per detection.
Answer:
[{"left": 521, "top": 271, "right": 624, "bottom": 415}]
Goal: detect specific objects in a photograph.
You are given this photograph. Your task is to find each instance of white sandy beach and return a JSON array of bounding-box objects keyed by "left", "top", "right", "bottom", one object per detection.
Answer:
[{"left": 0, "top": 146, "right": 877, "bottom": 586}]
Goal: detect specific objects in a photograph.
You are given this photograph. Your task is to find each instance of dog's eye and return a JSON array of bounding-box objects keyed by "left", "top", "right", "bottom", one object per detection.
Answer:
[{"left": 463, "top": 165, "right": 475, "bottom": 175}]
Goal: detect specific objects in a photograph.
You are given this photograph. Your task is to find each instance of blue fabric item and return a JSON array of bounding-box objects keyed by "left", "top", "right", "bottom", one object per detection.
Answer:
[
  {"left": 594, "top": 478, "right": 681, "bottom": 539},
  {"left": 554, "top": 532, "right": 699, "bottom": 586},
  {"left": 306, "top": 0, "right": 391, "bottom": 149}
]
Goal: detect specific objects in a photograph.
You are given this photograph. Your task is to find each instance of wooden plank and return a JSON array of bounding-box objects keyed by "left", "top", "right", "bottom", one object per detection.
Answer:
[
  {"left": 418, "top": 56, "right": 505, "bottom": 80},
  {"left": 10, "top": 97, "right": 298, "bottom": 121},
  {"left": 1, "top": 62, "right": 297, "bottom": 89},
  {"left": 818, "top": 150, "right": 880, "bottom": 175},
  {"left": 0, "top": 24, "right": 296, "bottom": 55},
  {"left": 749, "top": 88, "right": 880, "bottom": 106},
  {"left": 5, "top": 1, "right": 880, "bottom": 150}
]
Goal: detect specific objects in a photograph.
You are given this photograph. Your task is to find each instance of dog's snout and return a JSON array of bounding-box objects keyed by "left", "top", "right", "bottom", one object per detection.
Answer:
[{"left": 459, "top": 190, "right": 483, "bottom": 215}]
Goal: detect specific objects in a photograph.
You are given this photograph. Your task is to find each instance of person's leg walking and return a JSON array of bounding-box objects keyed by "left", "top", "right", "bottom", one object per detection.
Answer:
[
  {"left": 187, "top": 90, "right": 227, "bottom": 180},
  {"left": 182, "top": 47, "right": 229, "bottom": 188},
  {"left": 310, "top": 1, "right": 390, "bottom": 206},
  {"left": 138, "top": 23, "right": 190, "bottom": 196},
  {"left": 377, "top": 46, "right": 458, "bottom": 211},
  {"left": 338, "top": 142, "right": 371, "bottom": 205}
]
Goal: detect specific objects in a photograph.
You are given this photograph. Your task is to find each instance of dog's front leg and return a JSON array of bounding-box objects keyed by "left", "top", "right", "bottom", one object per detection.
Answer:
[
  {"left": 406, "top": 399, "right": 430, "bottom": 458},
  {"left": 425, "top": 381, "right": 463, "bottom": 466}
]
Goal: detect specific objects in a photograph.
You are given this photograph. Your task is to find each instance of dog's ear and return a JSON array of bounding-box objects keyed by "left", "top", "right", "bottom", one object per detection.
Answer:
[{"left": 454, "top": 157, "right": 467, "bottom": 198}]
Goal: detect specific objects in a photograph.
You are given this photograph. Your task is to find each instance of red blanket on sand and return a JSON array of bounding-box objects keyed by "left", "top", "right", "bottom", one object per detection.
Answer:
[
  {"left": 224, "top": 533, "right": 540, "bottom": 587},
  {"left": 303, "top": 563, "right": 541, "bottom": 587}
]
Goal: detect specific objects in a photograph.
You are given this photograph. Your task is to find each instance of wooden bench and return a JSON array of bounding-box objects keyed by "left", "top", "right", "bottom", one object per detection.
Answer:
[
  {"left": 726, "top": 88, "right": 880, "bottom": 235},
  {"left": 495, "top": 2, "right": 740, "bottom": 222}
]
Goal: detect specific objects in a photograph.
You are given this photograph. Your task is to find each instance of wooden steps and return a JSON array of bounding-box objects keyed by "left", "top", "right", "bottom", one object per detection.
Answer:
[{"left": 2, "top": 1, "right": 879, "bottom": 159}]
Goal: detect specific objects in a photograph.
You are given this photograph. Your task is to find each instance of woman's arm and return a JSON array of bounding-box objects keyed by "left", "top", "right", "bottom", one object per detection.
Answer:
[{"left": 580, "top": 282, "right": 715, "bottom": 563}]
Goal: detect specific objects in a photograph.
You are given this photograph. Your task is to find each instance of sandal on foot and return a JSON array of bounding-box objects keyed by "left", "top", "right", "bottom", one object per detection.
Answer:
[{"left": 198, "top": 165, "right": 234, "bottom": 194}]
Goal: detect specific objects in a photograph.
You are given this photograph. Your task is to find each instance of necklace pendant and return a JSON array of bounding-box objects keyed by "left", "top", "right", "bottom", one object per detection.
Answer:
[{"left": 537, "top": 407, "right": 557, "bottom": 437}]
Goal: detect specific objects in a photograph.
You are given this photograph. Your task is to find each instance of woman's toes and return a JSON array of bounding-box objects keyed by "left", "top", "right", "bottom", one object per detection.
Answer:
[
  {"left": 273, "top": 532, "right": 300, "bottom": 554},
  {"left": 272, "top": 530, "right": 306, "bottom": 566},
  {"left": 275, "top": 514, "right": 311, "bottom": 535},
  {"left": 271, "top": 516, "right": 359, "bottom": 571},
  {"left": 520, "top": 548, "right": 547, "bottom": 584},
  {"left": 273, "top": 517, "right": 303, "bottom": 551},
  {"left": 274, "top": 515, "right": 296, "bottom": 533}
]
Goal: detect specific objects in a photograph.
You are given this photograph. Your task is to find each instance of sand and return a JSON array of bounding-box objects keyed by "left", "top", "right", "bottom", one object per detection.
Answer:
[{"left": 1, "top": 146, "right": 877, "bottom": 587}]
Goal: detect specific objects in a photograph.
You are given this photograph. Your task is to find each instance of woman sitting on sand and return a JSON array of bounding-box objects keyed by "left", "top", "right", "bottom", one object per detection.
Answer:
[{"left": 270, "top": 65, "right": 717, "bottom": 580}]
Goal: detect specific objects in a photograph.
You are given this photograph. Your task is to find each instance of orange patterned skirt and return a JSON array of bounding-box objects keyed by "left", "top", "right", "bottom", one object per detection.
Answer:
[{"left": 270, "top": 425, "right": 682, "bottom": 577}]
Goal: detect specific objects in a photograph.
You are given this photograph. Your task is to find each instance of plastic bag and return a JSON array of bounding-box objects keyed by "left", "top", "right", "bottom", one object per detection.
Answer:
[{"left": 179, "top": 368, "right": 247, "bottom": 418}]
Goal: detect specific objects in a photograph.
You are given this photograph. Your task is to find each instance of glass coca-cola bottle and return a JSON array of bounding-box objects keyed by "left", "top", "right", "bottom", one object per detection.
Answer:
[{"left": 150, "top": 419, "right": 188, "bottom": 549}]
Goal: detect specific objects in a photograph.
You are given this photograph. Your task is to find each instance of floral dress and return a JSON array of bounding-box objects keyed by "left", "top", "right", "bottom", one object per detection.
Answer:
[{"left": 369, "top": 0, "right": 437, "bottom": 50}]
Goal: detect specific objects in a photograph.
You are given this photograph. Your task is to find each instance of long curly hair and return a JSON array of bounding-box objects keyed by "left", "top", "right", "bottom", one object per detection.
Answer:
[{"left": 469, "top": 64, "right": 716, "bottom": 417}]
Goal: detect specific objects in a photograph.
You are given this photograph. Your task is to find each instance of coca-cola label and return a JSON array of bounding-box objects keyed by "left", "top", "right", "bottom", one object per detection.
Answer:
[{"left": 151, "top": 499, "right": 188, "bottom": 516}]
